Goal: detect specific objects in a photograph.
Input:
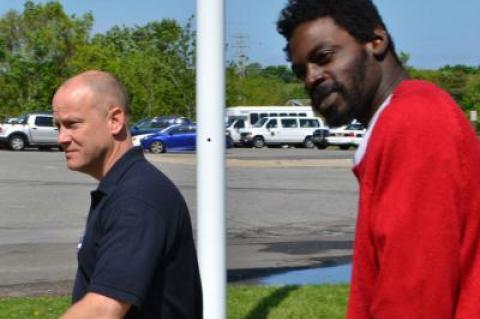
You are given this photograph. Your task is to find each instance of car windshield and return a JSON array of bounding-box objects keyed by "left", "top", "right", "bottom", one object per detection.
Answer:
[
  {"left": 346, "top": 123, "right": 364, "bottom": 130},
  {"left": 16, "top": 114, "right": 28, "bottom": 124},
  {"left": 133, "top": 118, "right": 151, "bottom": 129},
  {"left": 253, "top": 117, "right": 269, "bottom": 128},
  {"left": 226, "top": 117, "right": 237, "bottom": 127}
]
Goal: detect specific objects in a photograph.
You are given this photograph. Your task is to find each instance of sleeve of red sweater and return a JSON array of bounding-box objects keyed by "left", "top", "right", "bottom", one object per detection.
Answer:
[{"left": 358, "top": 86, "right": 468, "bottom": 318}]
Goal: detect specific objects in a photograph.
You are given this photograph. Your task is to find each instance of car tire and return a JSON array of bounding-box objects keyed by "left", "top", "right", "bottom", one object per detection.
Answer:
[
  {"left": 303, "top": 137, "right": 315, "bottom": 149},
  {"left": 150, "top": 141, "right": 166, "bottom": 154},
  {"left": 339, "top": 145, "right": 350, "bottom": 150},
  {"left": 252, "top": 136, "right": 265, "bottom": 148},
  {"left": 317, "top": 143, "right": 328, "bottom": 149},
  {"left": 8, "top": 135, "right": 26, "bottom": 151}
]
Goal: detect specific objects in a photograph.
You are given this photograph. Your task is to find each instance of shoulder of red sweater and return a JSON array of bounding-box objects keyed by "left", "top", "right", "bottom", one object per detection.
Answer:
[{"left": 378, "top": 79, "right": 462, "bottom": 129}]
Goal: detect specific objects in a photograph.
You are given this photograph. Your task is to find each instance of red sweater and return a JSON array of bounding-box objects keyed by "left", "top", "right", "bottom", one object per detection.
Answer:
[{"left": 347, "top": 80, "right": 480, "bottom": 319}]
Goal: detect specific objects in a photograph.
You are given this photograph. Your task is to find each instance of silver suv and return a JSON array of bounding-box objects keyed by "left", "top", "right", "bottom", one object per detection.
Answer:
[{"left": 0, "top": 112, "right": 59, "bottom": 151}]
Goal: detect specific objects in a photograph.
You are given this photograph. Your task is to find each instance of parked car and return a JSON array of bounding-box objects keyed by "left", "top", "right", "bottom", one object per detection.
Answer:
[
  {"left": 132, "top": 125, "right": 173, "bottom": 146},
  {"left": 0, "top": 112, "right": 58, "bottom": 151},
  {"left": 131, "top": 116, "right": 193, "bottom": 137},
  {"left": 312, "top": 128, "right": 330, "bottom": 149},
  {"left": 327, "top": 122, "right": 366, "bottom": 150},
  {"left": 140, "top": 124, "right": 233, "bottom": 153},
  {"left": 141, "top": 125, "right": 197, "bottom": 153},
  {"left": 239, "top": 116, "right": 325, "bottom": 148}
]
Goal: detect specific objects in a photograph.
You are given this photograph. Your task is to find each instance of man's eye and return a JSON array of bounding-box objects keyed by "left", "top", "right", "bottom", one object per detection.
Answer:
[
  {"left": 311, "top": 51, "right": 334, "bottom": 65},
  {"left": 292, "top": 64, "right": 306, "bottom": 80}
]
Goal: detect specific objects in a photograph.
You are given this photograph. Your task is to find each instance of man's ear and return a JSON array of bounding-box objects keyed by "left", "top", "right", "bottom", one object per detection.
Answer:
[
  {"left": 365, "top": 26, "right": 389, "bottom": 59},
  {"left": 108, "top": 106, "right": 125, "bottom": 136}
]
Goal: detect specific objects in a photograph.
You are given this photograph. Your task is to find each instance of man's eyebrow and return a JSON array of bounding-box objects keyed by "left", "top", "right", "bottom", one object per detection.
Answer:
[
  {"left": 306, "top": 43, "right": 333, "bottom": 60},
  {"left": 55, "top": 116, "right": 84, "bottom": 124}
]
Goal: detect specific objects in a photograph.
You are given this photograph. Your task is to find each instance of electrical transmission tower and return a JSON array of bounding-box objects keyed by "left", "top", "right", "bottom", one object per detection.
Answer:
[{"left": 231, "top": 33, "right": 249, "bottom": 77}]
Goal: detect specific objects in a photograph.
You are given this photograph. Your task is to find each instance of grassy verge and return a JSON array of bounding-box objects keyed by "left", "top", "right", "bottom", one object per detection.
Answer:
[{"left": 0, "top": 284, "right": 349, "bottom": 319}]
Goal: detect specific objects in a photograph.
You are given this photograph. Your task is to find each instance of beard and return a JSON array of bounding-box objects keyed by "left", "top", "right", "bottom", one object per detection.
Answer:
[{"left": 309, "top": 50, "right": 368, "bottom": 127}]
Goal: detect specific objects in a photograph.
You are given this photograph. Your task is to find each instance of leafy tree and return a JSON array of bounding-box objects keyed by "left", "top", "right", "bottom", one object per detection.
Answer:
[
  {"left": 0, "top": 1, "right": 93, "bottom": 114},
  {"left": 226, "top": 64, "right": 307, "bottom": 106},
  {"left": 71, "top": 18, "right": 196, "bottom": 122}
]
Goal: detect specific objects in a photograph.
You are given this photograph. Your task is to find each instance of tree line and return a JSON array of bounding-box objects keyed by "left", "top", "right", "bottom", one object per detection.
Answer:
[{"left": 0, "top": 1, "right": 479, "bottom": 125}]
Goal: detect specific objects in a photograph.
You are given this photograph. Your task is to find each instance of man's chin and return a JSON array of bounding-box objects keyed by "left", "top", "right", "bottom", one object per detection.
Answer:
[
  {"left": 66, "top": 160, "right": 82, "bottom": 172},
  {"left": 314, "top": 107, "right": 353, "bottom": 127},
  {"left": 325, "top": 116, "right": 352, "bottom": 128}
]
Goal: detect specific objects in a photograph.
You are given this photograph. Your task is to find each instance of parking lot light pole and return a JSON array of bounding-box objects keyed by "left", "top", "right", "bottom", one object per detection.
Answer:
[{"left": 196, "top": 0, "right": 226, "bottom": 319}]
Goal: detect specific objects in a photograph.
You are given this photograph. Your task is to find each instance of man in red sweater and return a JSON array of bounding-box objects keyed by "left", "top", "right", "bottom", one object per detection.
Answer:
[{"left": 277, "top": 1, "right": 480, "bottom": 318}]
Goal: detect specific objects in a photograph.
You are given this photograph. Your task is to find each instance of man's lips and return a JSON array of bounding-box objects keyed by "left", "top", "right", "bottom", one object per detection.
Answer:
[
  {"left": 312, "top": 91, "right": 339, "bottom": 115},
  {"left": 64, "top": 149, "right": 78, "bottom": 158},
  {"left": 317, "top": 91, "right": 338, "bottom": 112}
]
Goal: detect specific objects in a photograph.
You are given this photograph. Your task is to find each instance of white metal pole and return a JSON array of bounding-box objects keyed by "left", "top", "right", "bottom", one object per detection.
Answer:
[{"left": 196, "top": 0, "right": 226, "bottom": 318}]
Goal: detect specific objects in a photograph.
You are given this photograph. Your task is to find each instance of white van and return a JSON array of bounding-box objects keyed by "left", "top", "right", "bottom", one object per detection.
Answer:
[
  {"left": 240, "top": 116, "right": 325, "bottom": 148},
  {"left": 226, "top": 106, "right": 315, "bottom": 145}
]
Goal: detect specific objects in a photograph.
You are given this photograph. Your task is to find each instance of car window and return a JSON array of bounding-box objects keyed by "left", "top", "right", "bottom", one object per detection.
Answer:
[
  {"left": 300, "top": 119, "right": 320, "bottom": 128},
  {"left": 281, "top": 119, "right": 298, "bottom": 128},
  {"left": 266, "top": 119, "right": 278, "bottom": 129},
  {"left": 35, "top": 116, "right": 54, "bottom": 127},
  {"left": 172, "top": 127, "right": 188, "bottom": 135}
]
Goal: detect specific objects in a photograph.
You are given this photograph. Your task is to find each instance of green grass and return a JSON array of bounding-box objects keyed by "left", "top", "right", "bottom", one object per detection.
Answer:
[
  {"left": 0, "top": 296, "right": 70, "bottom": 319},
  {"left": 0, "top": 285, "right": 349, "bottom": 319},
  {"left": 228, "top": 285, "right": 349, "bottom": 319}
]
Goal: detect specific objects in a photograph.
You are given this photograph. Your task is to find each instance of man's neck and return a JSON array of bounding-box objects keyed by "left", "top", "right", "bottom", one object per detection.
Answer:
[
  {"left": 362, "top": 64, "right": 409, "bottom": 126},
  {"left": 94, "top": 142, "right": 133, "bottom": 181}
]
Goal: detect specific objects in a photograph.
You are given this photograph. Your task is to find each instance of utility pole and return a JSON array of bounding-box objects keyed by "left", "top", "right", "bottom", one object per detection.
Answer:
[{"left": 231, "top": 33, "right": 249, "bottom": 77}]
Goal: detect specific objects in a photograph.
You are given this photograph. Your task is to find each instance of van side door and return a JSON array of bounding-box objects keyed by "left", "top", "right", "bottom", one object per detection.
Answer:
[
  {"left": 280, "top": 118, "right": 299, "bottom": 143},
  {"left": 299, "top": 118, "right": 321, "bottom": 140},
  {"left": 264, "top": 119, "right": 280, "bottom": 143}
]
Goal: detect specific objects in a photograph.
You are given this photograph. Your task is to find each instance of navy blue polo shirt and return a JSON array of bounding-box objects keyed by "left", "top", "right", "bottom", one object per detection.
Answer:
[{"left": 72, "top": 147, "right": 202, "bottom": 319}]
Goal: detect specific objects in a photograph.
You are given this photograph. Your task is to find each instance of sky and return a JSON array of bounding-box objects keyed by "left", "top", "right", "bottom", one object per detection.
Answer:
[{"left": 0, "top": 0, "right": 479, "bottom": 69}]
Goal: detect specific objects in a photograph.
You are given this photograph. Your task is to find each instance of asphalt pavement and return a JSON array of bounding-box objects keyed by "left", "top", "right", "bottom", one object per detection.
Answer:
[{"left": 0, "top": 147, "right": 358, "bottom": 296}]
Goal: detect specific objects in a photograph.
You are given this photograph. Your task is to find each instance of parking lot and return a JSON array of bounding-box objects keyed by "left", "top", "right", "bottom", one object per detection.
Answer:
[{"left": 0, "top": 147, "right": 359, "bottom": 296}]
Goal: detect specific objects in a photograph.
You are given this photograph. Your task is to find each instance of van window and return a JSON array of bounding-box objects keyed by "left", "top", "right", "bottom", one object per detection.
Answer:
[
  {"left": 300, "top": 119, "right": 320, "bottom": 128},
  {"left": 279, "top": 113, "right": 287, "bottom": 117},
  {"left": 259, "top": 113, "right": 268, "bottom": 119},
  {"left": 250, "top": 113, "right": 259, "bottom": 125},
  {"left": 254, "top": 117, "right": 269, "bottom": 128},
  {"left": 299, "top": 113, "right": 307, "bottom": 117},
  {"left": 234, "top": 119, "right": 245, "bottom": 129},
  {"left": 266, "top": 119, "right": 278, "bottom": 129},
  {"left": 281, "top": 118, "right": 298, "bottom": 128},
  {"left": 269, "top": 113, "right": 278, "bottom": 117},
  {"left": 288, "top": 113, "right": 297, "bottom": 116}
]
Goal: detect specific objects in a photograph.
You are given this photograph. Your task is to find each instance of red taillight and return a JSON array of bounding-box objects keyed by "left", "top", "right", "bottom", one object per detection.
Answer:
[{"left": 347, "top": 132, "right": 354, "bottom": 137}]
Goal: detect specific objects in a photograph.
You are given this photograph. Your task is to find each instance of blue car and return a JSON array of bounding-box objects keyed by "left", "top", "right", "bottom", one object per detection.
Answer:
[
  {"left": 131, "top": 116, "right": 193, "bottom": 137},
  {"left": 141, "top": 125, "right": 197, "bottom": 153}
]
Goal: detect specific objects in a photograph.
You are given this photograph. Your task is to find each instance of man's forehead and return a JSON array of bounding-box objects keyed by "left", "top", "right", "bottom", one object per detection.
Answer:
[{"left": 289, "top": 17, "right": 351, "bottom": 56}]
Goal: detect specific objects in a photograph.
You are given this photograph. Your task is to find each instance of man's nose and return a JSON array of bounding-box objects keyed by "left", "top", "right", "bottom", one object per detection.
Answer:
[
  {"left": 304, "top": 63, "right": 325, "bottom": 89},
  {"left": 57, "top": 128, "right": 71, "bottom": 146}
]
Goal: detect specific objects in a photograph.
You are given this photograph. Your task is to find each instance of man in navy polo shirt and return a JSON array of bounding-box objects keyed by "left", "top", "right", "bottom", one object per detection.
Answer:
[{"left": 53, "top": 70, "right": 202, "bottom": 319}]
